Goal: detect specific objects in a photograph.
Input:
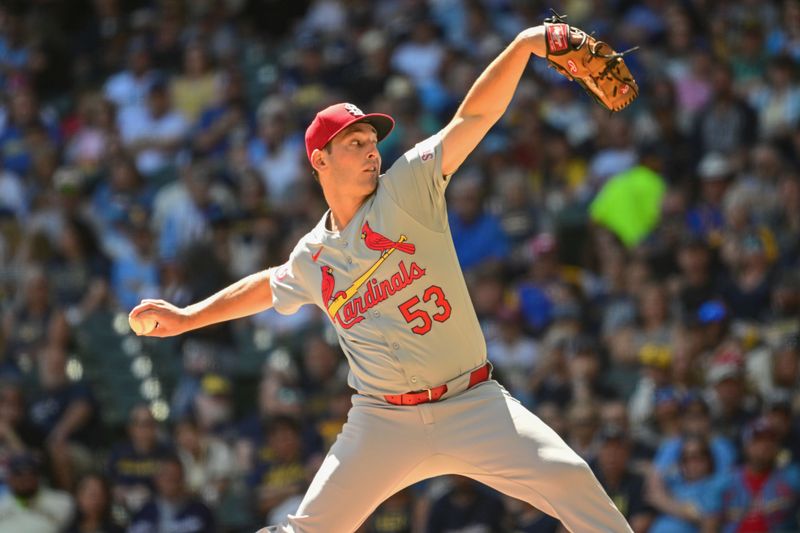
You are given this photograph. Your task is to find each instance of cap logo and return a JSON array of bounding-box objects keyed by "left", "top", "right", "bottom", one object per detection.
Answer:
[{"left": 344, "top": 103, "right": 364, "bottom": 117}]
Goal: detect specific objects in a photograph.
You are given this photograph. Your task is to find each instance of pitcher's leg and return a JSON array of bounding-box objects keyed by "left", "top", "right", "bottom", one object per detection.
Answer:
[
  {"left": 435, "top": 382, "right": 632, "bottom": 533},
  {"left": 263, "top": 396, "right": 436, "bottom": 533}
]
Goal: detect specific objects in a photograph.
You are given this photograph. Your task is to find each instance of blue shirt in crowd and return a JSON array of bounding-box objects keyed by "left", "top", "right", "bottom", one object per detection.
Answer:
[
  {"left": 448, "top": 212, "right": 509, "bottom": 271},
  {"left": 650, "top": 473, "right": 726, "bottom": 533}
]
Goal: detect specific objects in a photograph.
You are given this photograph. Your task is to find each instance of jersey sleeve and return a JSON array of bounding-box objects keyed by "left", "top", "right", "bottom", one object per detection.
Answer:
[
  {"left": 380, "top": 132, "right": 453, "bottom": 231},
  {"left": 268, "top": 246, "right": 314, "bottom": 315}
]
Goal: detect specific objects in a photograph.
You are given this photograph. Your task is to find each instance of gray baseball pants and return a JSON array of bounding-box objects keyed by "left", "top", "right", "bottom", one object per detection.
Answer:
[{"left": 261, "top": 380, "right": 632, "bottom": 532}]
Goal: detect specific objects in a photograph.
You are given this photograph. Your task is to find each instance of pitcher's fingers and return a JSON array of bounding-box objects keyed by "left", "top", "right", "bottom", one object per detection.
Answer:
[
  {"left": 131, "top": 299, "right": 165, "bottom": 312},
  {"left": 136, "top": 309, "right": 164, "bottom": 321},
  {"left": 129, "top": 301, "right": 164, "bottom": 317}
]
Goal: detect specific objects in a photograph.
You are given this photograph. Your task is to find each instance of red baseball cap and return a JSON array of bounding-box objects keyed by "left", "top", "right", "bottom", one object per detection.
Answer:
[{"left": 304, "top": 103, "right": 395, "bottom": 162}]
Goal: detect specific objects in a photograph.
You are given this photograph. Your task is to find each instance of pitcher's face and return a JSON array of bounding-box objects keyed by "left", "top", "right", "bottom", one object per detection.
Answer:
[{"left": 320, "top": 123, "right": 381, "bottom": 196}]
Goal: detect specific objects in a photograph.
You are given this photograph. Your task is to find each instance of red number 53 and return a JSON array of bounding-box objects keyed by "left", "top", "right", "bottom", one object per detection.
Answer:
[{"left": 398, "top": 285, "right": 452, "bottom": 335}]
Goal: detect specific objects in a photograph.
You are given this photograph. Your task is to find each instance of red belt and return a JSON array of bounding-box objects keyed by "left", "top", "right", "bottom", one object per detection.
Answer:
[{"left": 384, "top": 363, "right": 491, "bottom": 406}]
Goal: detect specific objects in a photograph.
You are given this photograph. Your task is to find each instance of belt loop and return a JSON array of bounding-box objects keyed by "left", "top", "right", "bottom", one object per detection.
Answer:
[{"left": 427, "top": 389, "right": 432, "bottom": 401}]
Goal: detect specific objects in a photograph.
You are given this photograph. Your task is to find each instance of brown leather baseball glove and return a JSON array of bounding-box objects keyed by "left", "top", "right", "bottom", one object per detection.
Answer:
[{"left": 543, "top": 12, "right": 639, "bottom": 112}]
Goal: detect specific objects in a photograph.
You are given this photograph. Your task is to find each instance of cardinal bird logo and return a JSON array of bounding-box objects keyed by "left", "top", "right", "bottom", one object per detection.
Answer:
[
  {"left": 321, "top": 221, "right": 419, "bottom": 328},
  {"left": 320, "top": 265, "right": 346, "bottom": 304},
  {"left": 361, "top": 221, "right": 415, "bottom": 255}
]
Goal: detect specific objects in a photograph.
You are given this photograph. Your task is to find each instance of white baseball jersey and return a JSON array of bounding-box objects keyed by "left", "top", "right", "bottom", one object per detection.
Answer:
[{"left": 269, "top": 133, "right": 486, "bottom": 395}]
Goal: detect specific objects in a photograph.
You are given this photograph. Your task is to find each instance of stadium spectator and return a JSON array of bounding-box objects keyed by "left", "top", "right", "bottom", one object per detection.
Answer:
[
  {"left": 192, "top": 68, "right": 250, "bottom": 160},
  {"left": 28, "top": 344, "right": 98, "bottom": 490},
  {"left": 487, "top": 305, "right": 540, "bottom": 406},
  {"left": 447, "top": 171, "right": 510, "bottom": 272},
  {"left": 173, "top": 413, "right": 235, "bottom": 507},
  {"left": 107, "top": 404, "right": 173, "bottom": 515},
  {"left": 358, "top": 487, "right": 415, "bottom": 533},
  {"left": 118, "top": 76, "right": 189, "bottom": 178},
  {"left": 591, "top": 425, "right": 653, "bottom": 532},
  {"left": 249, "top": 415, "right": 312, "bottom": 521},
  {"left": 90, "top": 156, "right": 155, "bottom": 248},
  {"left": 692, "top": 62, "right": 757, "bottom": 158},
  {"left": 128, "top": 454, "right": 216, "bottom": 533},
  {"left": 647, "top": 436, "right": 725, "bottom": 533},
  {"left": 103, "top": 37, "right": 156, "bottom": 117},
  {"left": 247, "top": 95, "right": 306, "bottom": 205},
  {"left": 170, "top": 41, "right": 221, "bottom": 124},
  {"left": 0, "top": 451, "right": 74, "bottom": 532},
  {"left": 652, "top": 394, "right": 737, "bottom": 478},
  {"left": 425, "top": 476, "right": 505, "bottom": 533},
  {"left": 1, "top": 267, "right": 69, "bottom": 378},
  {"left": 64, "top": 473, "right": 123, "bottom": 533},
  {"left": 0, "top": 87, "right": 60, "bottom": 178},
  {"left": 64, "top": 93, "right": 117, "bottom": 174},
  {"left": 0, "top": 378, "right": 38, "bottom": 485},
  {"left": 47, "top": 216, "right": 110, "bottom": 325},
  {"left": 686, "top": 152, "right": 733, "bottom": 247},
  {"left": 710, "top": 417, "right": 800, "bottom": 532},
  {"left": 299, "top": 335, "right": 346, "bottom": 423}
]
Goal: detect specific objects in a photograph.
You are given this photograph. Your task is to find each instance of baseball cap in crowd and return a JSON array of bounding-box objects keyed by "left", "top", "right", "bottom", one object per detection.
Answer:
[
  {"left": 776, "top": 332, "right": 800, "bottom": 352},
  {"left": 639, "top": 343, "right": 672, "bottom": 368},
  {"left": 742, "top": 416, "right": 778, "bottom": 444},
  {"left": 53, "top": 166, "right": 84, "bottom": 195},
  {"left": 304, "top": 103, "right": 395, "bottom": 162},
  {"left": 697, "top": 300, "right": 728, "bottom": 325},
  {"left": 597, "top": 424, "right": 628, "bottom": 444},
  {"left": 707, "top": 360, "right": 743, "bottom": 385},
  {"left": 654, "top": 386, "right": 681, "bottom": 407},
  {"left": 706, "top": 344, "right": 745, "bottom": 384},
  {"left": 201, "top": 373, "right": 231, "bottom": 396},
  {"left": 551, "top": 301, "right": 582, "bottom": 323},
  {"left": 763, "top": 390, "right": 793, "bottom": 414},
  {"left": 8, "top": 452, "right": 41, "bottom": 475},
  {"left": 697, "top": 152, "right": 733, "bottom": 181},
  {"left": 529, "top": 232, "right": 557, "bottom": 257},
  {"left": 563, "top": 334, "right": 596, "bottom": 357},
  {"left": 147, "top": 74, "right": 169, "bottom": 95},
  {"left": 681, "top": 390, "right": 711, "bottom": 413}
]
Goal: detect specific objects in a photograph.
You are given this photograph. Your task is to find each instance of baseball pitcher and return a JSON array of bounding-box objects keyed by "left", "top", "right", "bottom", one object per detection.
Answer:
[{"left": 130, "top": 18, "right": 636, "bottom": 533}]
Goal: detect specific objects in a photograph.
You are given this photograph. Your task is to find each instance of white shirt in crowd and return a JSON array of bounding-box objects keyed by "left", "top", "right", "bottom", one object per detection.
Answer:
[
  {"left": 0, "top": 487, "right": 74, "bottom": 533},
  {"left": 119, "top": 106, "right": 189, "bottom": 176}
]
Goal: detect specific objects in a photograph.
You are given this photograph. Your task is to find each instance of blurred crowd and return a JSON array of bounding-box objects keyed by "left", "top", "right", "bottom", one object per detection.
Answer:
[{"left": 1, "top": 0, "right": 799, "bottom": 532}]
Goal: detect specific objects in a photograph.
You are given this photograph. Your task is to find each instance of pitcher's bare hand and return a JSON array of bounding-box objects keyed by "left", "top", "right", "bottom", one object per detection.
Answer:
[{"left": 128, "top": 299, "right": 191, "bottom": 337}]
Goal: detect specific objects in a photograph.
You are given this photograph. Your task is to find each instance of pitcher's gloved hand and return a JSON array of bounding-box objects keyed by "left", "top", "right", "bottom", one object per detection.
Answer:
[{"left": 543, "top": 11, "right": 639, "bottom": 112}]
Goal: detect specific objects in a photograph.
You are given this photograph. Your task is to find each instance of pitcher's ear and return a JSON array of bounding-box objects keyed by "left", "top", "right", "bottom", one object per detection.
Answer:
[{"left": 311, "top": 148, "right": 327, "bottom": 172}]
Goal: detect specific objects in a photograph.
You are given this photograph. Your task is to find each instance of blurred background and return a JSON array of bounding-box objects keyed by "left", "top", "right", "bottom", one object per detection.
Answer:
[{"left": 0, "top": 0, "right": 799, "bottom": 532}]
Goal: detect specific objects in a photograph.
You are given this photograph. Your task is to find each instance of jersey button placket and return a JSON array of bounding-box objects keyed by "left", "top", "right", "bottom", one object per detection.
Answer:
[{"left": 392, "top": 342, "right": 400, "bottom": 350}]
